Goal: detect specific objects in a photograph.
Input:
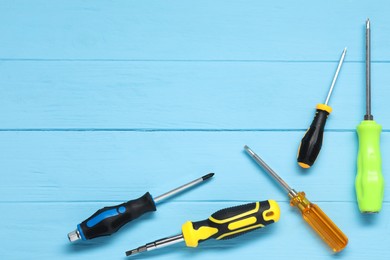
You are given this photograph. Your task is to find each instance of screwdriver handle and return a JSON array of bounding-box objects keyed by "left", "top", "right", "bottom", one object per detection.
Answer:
[
  {"left": 77, "top": 192, "right": 156, "bottom": 240},
  {"left": 356, "top": 120, "right": 384, "bottom": 213},
  {"left": 181, "top": 200, "right": 280, "bottom": 247},
  {"left": 290, "top": 192, "right": 348, "bottom": 252},
  {"left": 297, "top": 104, "right": 332, "bottom": 168}
]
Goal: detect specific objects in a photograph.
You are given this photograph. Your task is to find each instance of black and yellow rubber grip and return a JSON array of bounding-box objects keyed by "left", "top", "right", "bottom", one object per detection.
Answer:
[
  {"left": 181, "top": 200, "right": 280, "bottom": 247},
  {"left": 297, "top": 104, "right": 332, "bottom": 168}
]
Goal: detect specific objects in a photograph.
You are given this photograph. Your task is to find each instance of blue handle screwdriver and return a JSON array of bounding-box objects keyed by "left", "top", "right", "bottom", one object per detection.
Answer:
[{"left": 68, "top": 173, "right": 214, "bottom": 242}]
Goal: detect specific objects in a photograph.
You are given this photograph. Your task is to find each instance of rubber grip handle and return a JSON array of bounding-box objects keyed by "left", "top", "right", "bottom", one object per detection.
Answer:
[
  {"left": 181, "top": 200, "right": 280, "bottom": 247},
  {"left": 356, "top": 120, "right": 384, "bottom": 213},
  {"left": 298, "top": 106, "right": 330, "bottom": 168},
  {"left": 290, "top": 192, "right": 348, "bottom": 252},
  {"left": 77, "top": 192, "right": 156, "bottom": 240}
]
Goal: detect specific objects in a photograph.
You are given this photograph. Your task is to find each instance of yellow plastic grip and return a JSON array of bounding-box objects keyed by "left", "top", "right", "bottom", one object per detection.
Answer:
[
  {"left": 290, "top": 192, "right": 348, "bottom": 253},
  {"left": 182, "top": 200, "right": 280, "bottom": 247}
]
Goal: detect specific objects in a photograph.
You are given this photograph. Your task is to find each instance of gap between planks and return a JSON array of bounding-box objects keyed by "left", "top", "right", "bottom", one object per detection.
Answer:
[
  {"left": 0, "top": 59, "right": 389, "bottom": 63},
  {"left": 0, "top": 128, "right": 378, "bottom": 132}
]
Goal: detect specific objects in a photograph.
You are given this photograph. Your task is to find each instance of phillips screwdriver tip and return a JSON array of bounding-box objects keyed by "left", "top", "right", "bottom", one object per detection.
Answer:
[
  {"left": 202, "top": 172, "right": 215, "bottom": 180},
  {"left": 367, "top": 19, "right": 370, "bottom": 28}
]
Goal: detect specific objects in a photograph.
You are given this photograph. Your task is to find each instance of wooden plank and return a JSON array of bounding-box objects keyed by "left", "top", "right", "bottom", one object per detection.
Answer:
[
  {"left": 1, "top": 201, "right": 389, "bottom": 259},
  {"left": 0, "top": 0, "right": 389, "bottom": 61},
  {"left": 1, "top": 131, "right": 389, "bottom": 203},
  {"left": 1, "top": 61, "right": 389, "bottom": 129}
]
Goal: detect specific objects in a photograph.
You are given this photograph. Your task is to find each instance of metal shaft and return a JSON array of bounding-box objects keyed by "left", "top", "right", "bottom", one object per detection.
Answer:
[
  {"left": 244, "top": 145, "right": 295, "bottom": 195},
  {"left": 153, "top": 173, "right": 214, "bottom": 203},
  {"left": 365, "top": 19, "right": 373, "bottom": 120},
  {"left": 126, "top": 234, "right": 184, "bottom": 256},
  {"left": 324, "top": 48, "right": 347, "bottom": 105}
]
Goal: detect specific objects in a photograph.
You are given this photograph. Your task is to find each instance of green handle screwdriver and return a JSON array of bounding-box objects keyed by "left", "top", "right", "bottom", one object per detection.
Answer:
[{"left": 356, "top": 19, "right": 384, "bottom": 213}]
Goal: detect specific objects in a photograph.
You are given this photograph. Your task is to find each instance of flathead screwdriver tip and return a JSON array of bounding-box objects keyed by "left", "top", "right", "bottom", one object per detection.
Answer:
[
  {"left": 202, "top": 172, "right": 215, "bottom": 180},
  {"left": 367, "top": 18, "right": 370, "bottom": 28},
  {"left": 125, "top": 246, "right": 146, "bottom": 257}
]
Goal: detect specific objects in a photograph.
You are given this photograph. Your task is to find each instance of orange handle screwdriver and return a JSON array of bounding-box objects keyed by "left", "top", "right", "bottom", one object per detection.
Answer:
[{"left": 244, "top": 145, "right": 348, "bottom": 252}]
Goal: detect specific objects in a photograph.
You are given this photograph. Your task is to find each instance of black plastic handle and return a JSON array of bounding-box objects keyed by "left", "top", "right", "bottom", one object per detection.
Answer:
[
  {"left": 77, "top": 192, "right": 156, "bottom": 240},
  {"left": 297, "top": 109, "right": 330, "bottom": 168}
]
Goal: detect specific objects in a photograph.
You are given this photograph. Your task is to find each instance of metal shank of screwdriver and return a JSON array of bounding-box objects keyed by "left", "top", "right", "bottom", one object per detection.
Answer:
[
  {"left": 153, "top": 173, "right": 214, "bottom": 203},
  {"left": 324, "top": 48, "right": 347, "bottom": 105},
  {"left": 126, "top": 234, "right": 184, "bottom": 256},
  {"left": 244, "top": 145, "right": 297, "bottom": 197},
  {"left": 365, "top": 19, "right": 373, "bottom": 120}
]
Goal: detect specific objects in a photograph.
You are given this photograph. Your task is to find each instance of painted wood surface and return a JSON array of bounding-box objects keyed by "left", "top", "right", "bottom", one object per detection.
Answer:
[
  {"left": 1, "top": 61, "right": 390, "bottom": 130},
  {"left": 1, "top": 0, "right": 389, "bottom": 259}
]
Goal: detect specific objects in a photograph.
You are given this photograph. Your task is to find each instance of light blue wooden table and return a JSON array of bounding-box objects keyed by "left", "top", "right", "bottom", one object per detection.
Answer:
[{"left": 1, "top": 1, "right": 389, "bottom": 259}]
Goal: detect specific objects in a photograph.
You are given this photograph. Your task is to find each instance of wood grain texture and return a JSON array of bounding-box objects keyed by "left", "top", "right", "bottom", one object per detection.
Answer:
[
  {"left": 1, "top": 0, "right": 390, "bottom": 259},
  {"left": 1, "top": 61, "right": 390, "bottom": 129},
  {"left": 0, "top": 0, "right": 389, "bottom": 61},
  {"left": 1, "top": 131, "right": 389, "bottom": 203}
]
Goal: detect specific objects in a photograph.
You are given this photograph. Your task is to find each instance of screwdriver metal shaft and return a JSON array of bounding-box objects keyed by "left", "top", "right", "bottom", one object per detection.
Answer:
[
  {"left": 325, "top": 48, "right": 347, "bottom": 105},
  {"left": 154, "top": 173, "right": 214, "bottom": 203},
  {"left": 126, "top": 234, "right": 184, "bottom": 256},
  {"left": 244, "top": 145, "right": 295, "bottom": 195},
  {"left": 365, "top": 19, "right": 372, "bottom": 120}
]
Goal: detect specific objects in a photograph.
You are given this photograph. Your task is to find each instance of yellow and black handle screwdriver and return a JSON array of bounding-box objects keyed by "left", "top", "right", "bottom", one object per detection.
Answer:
[
  {"left": 125, "top": 200, "right": 280, "bottom": 256},
  {"left": 355, "top": 19, "right": 384, "bottom": 213},
  {"left": 297, "top": 48, "right": 347, "bottom": 168},
  {"left": 245, "top": 146, "right": 348, "bottom": 252},
  {"left": 67, "top": 173, "right": 214, "bottom": 242}
]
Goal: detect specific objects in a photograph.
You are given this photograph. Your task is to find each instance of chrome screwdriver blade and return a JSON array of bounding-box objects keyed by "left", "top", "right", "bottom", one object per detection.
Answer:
[
  {"left": 324, "top": 48, "right": 347, "bottom": 105},
  {"left": 126, "top": 234, "right": 184, "bottom": 257},
  {"left": 153, "top": 173, "right": 214, "bottom": 203},
  {"left": 244, "top": 145, "right": 295, "bottom": 195},
  {"left": 365, "top": 18, "right": 373, "bottom": 120}
]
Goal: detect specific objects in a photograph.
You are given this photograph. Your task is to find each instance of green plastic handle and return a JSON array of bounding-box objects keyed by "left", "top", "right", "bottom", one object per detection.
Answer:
[{"left": 356, "top": 120, "right": 384, "bottom": 213}]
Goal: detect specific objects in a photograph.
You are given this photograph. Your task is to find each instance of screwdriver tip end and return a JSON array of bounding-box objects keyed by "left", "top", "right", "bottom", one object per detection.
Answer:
[
  {"left": 243, "top": 145, "right": 253, "bottom": 154},
  {"left": 125, "top": 249, "right": 138, "bottom": 257},
  {"left": 202, "top": 172, "right": 215, "bottom": 180},
  {"left": 126, "top": 246, "right": 147, "bottom": 257},
  {"left": 366, "top": 18, "right": 370, "bottom": 28}
]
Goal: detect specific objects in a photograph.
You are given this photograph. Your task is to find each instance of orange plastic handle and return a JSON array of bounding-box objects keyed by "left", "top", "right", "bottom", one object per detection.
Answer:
[{"left": 290, "top": 192, "right": 348, "bottom": 252}]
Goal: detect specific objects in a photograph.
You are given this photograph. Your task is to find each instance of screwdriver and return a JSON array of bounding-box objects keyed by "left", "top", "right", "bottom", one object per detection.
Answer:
[
  {"left": 297, "top": 48, "right": 347, "bottom": 168},
  {"left": 67, "top": 173, "right": 214, "bottom": 242},
  {"left": 125, "top": 199, "right": 280, "bottom": 256},
  {"left": 244, "top": 145, "right": 348, "bottom": 252},
  {"left": 355, "top": 19, "right": 384, "bottom": 213}
]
